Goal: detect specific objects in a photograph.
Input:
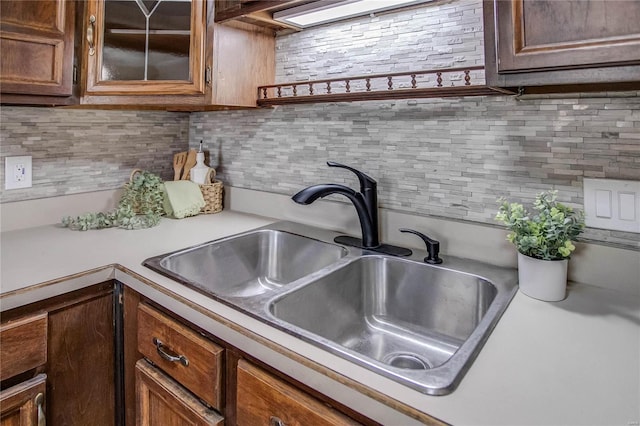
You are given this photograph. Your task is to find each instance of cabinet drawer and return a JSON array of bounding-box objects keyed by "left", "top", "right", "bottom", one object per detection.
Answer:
[
  {"left": 136, "top": 360, "right": 224, "bottom": 426},
  {"left": 236, "top": 360, "right": 360, "bottom": 426},
  {"left": 0, "top": 373, "right": 47, "bottom": 425},
  {"left": 0, "top": 312, "right": 47, "bottom": 381},
  {"left": 137, "top": 303, "right": 223, "bottom": 410}
]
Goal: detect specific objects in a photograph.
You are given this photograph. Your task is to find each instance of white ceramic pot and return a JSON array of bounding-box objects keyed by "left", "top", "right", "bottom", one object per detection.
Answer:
[{"left": 517, "top": 252, "right": 568, "bottom": 302}]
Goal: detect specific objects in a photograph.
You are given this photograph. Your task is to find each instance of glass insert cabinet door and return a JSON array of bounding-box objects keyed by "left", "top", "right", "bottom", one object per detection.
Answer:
[{"left": 84, "top": 0, "right": 206, "bottom": 96}]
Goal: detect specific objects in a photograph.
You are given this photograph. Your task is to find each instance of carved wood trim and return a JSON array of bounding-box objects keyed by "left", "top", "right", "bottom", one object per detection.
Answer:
[{"left": 258, "top": 66, "right": 514, "bottom": 105}]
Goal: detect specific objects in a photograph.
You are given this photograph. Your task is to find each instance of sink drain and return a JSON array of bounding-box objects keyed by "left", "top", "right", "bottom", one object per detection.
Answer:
[{"left": 385, "top": 353, "right": 431, "bottom": 370}]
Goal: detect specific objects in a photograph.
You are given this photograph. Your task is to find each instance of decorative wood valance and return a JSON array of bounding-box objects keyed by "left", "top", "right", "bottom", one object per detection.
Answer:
[{"left": 257, "top": 66, "right": 515, "bottom": 106}]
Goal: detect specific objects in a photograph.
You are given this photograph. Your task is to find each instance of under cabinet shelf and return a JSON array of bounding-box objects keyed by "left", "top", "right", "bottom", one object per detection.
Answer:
[{"left": 257, "top": 66, "right": 516, "bottom": 106}]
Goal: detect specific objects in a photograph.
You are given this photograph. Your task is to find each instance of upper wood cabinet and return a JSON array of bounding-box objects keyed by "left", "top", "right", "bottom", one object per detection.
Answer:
[
  {"left": 79, "top": 0, "right": 275, "bottom": 108},
  {"left": 483, "top": 0, "right": 640, "bottom": 88},
  {"left": 0, "top": 0, "right": 76, "bottom": 104},
  {"left": 81, "top": 0, "right": 206, "bottom": 102}
]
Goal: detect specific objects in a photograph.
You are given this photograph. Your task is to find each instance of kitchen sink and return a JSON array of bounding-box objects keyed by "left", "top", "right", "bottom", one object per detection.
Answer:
[
  {"left": 144, "top": 229, "right": 347, "bottom": 298},
  {"left": 143, "top": 221, "right": 517, "bottom": 395}
]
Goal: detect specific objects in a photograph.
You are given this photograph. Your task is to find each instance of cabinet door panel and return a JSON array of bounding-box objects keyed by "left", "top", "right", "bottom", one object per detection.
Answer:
[
  {"left": 236, "top": 360, "right": 360, "bottom": 426},
  {"left": 136, "top": 360, "right": 223, "bottom": 426},
  {"left": 0, "top": 374, "right": 46, "bottom": 426},
  {"left": 496, "top": 0, "right": 640, "bottom": 72},
  {"left": 47, "top": 291, "right": 115, "bottom": 426},
  {"left": 83, "top": 0, "right": 205, "bottom": 96},
  {"left": 0, "top": 0, "right": 74, "bottom": 97}
]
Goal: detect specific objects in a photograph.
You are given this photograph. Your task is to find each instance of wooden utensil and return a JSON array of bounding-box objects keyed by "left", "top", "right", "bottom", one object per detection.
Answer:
[
  {"left": 181, "top": 149, "right": 197, "bottom": 180},
  {"left": 173, "top": 151, "right": 187, "bottom": 181}
]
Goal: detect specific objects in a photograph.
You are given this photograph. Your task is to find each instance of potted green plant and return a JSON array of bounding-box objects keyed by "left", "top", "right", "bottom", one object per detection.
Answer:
[{"left": 496, "top": 190, "right": 585, "bottom": 301}]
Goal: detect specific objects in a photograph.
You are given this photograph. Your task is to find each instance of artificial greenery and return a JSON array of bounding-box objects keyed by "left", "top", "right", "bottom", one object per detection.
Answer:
[
  {"left": 496, "top": 190, "right": 585, "bottom": 260},
  {"left": 62, "top": 171, "right": 165, "bottom": 231}
]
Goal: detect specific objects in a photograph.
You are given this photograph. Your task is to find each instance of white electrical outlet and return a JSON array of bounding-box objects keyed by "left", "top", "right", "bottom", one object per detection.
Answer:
[
  {"left": 583, "top": 178, "right": 640, "bottom": 233},
  {"left": 4, "top": 156, "right": 32, "bottom": 190}
]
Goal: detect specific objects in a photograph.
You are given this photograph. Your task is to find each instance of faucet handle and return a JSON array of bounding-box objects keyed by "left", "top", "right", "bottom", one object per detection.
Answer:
[
  {"left": 400, "top": 228, "right": 443, "bottom": 264},
  {"left": 327, "top": 161, "right": 376, "bottom": 191}
]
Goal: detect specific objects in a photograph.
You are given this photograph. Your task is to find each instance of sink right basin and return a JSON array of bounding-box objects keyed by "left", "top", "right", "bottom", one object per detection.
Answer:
[{"left": 268, "top": 255, "right": 511, "bottom": 395}]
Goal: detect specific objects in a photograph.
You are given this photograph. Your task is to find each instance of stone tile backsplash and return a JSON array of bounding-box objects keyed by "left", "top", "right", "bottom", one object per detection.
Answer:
[
  {"left": 0, "top": 108, "right": 189, "bottom": 203},
  {"left": 190, "top": 93, "right": 640, "bottom": 249}
]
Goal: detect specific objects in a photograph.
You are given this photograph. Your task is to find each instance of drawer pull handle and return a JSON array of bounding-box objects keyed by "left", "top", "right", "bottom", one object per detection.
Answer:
[
  {"left": 269, "top": 416, "right": 285, "bottom": 426},
  {"left": 153, "top": 337, "right": 189, "bottom": 366},
  {"left": 87, "top": 15, "right": 96, "bottom": 56},
  {"left": 35, "top": 392, "right": 45, "bottom": 426}
]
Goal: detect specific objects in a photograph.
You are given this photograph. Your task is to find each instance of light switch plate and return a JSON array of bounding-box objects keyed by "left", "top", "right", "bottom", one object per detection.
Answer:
[
  {"left": 583, "top": 178, "right": 640, "bottom": 233},
  {"left": 4, "top": 156, "right": 32, "bottom": 190}
]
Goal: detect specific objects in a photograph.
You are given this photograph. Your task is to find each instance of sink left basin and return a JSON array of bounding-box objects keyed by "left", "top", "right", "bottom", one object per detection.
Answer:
[{"left": 144, "top": 229, "right": 348, "bottom": 298}]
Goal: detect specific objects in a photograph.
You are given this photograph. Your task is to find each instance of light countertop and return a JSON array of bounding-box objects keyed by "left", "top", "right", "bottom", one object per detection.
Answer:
[{"left": 1, "top": 210, "right": 639, "bottom": 425}]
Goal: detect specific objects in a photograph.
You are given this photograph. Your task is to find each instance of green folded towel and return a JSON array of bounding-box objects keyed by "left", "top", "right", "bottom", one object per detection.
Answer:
[{"left": 163, "top": 181, "right": 205, "bottom": 219}]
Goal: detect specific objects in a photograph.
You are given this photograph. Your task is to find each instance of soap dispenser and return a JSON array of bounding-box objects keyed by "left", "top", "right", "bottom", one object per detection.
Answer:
[{"left": 190, "top": 141, "right": 210, "bottom": 185}]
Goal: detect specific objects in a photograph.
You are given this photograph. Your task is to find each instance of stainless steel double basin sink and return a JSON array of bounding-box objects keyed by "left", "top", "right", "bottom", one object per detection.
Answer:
[{"left": 144, "top": 221, "right": 517, "bottom": 395}]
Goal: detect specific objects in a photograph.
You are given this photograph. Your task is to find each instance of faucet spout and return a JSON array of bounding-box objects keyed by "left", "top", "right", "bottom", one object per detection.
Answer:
[
  {"left": 292, "top": 184, "right": 355, "bottom": 205},
  {"left": 292, "top": 183, "right": 379, "bottom": 248}
]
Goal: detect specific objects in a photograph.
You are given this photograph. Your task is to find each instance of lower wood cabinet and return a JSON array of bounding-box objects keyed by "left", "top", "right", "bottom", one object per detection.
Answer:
[
  {"left": 136, "top": 360, "right": 223, "bottom": 426},
  {"left": 236, "top": 359, "right": 360, "bottom": 426},
  {"left": 0, "top": 282, "right": 115, "bottom": 426},
  {"left": 0, "top": 374, "right": 46, "bottom": 426}
]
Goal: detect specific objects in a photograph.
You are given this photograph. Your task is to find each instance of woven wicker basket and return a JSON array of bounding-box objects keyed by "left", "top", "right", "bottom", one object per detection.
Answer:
[{"left": 199, "top": 168, "right": 223, "bottom": 214}]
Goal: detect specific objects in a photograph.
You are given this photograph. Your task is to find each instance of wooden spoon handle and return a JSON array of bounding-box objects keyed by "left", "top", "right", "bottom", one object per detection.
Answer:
[
  {"left": 173, "top": 152, "right": 187, "bottom": 181},
  {"left": 181, "top": 149, "right": 197, "bottom": 180}
]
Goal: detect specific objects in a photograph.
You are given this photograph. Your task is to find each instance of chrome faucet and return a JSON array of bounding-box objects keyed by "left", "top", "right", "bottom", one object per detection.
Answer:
[{"left": 292, "top": 161, "right": 412, "bottom": 256}]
